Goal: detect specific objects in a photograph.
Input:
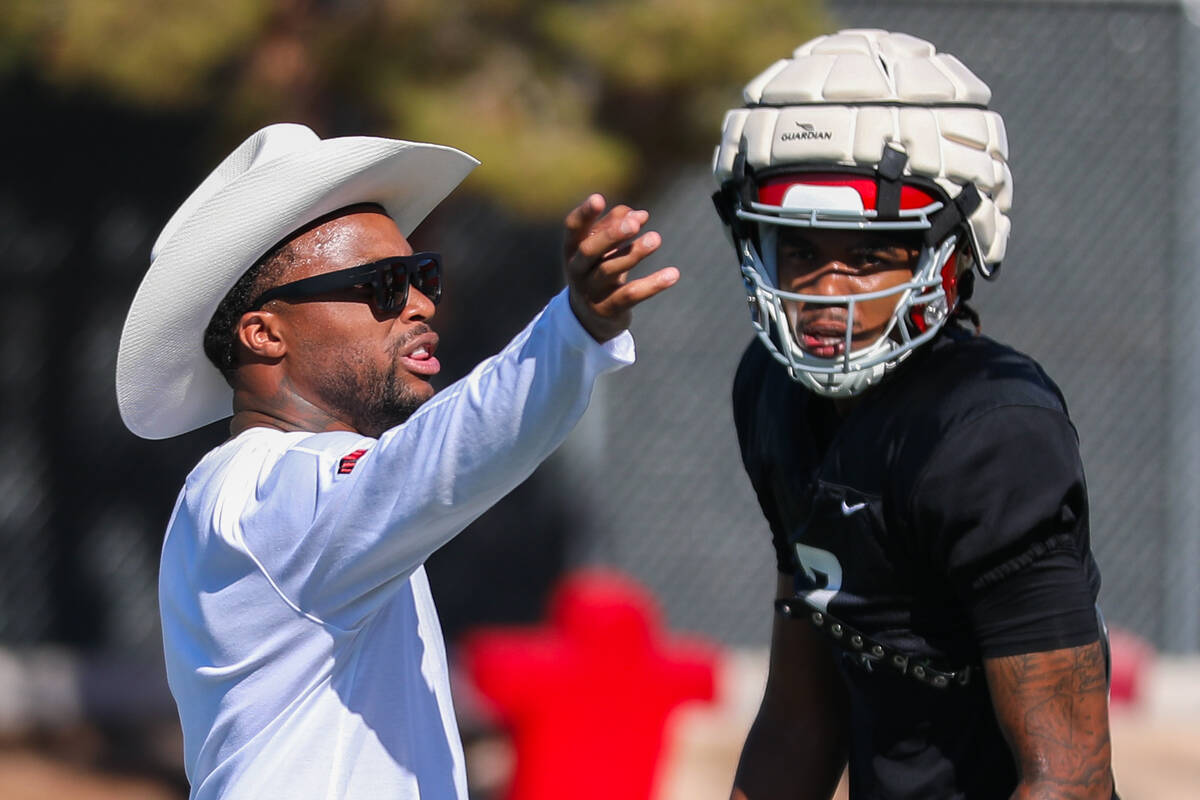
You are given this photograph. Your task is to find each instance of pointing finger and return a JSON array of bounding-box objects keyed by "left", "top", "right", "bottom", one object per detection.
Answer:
[{"left": 598, "top": 267, "right": 681, "bottom": 313}]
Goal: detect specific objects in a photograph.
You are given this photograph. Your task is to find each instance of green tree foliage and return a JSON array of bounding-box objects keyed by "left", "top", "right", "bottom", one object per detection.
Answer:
[{"left": 0, "top": 0, "right": 828, "bottom": 215}]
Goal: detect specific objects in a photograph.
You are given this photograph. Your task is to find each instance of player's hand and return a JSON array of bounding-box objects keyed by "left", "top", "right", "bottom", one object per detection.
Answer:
[{"left": 563, "top": 193, "right": 679, "bottom": 342}]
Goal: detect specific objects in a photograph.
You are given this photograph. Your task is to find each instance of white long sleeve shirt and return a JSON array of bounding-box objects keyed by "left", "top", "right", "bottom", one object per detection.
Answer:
[{"left": 159, "top": 291, "right": 634, "bottom": 799}]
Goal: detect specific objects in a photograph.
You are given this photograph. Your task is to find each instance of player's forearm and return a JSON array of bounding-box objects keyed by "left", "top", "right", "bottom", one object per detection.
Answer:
[
  {"left": 986, "top": 643, "right": 1114, "bottom": 800},
  {"left": 730, "top": 709, "right": 846, "bottom": 800}
]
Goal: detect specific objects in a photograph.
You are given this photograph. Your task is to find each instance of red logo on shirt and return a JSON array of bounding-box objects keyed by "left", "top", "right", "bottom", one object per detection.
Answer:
[{"left": 338, "top": 449, "right": 368, "bottom": 475}]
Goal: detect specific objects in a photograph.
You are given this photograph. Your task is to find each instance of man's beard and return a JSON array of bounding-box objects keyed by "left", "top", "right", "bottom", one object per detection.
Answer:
[{"left": 316, "top": 338, "right": 430, "bottom": 438}]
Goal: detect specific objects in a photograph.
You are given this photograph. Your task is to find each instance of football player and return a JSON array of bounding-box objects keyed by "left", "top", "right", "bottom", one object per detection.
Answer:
[{"left": 712, "top": 30, "right": 1118, "bottom": 799}]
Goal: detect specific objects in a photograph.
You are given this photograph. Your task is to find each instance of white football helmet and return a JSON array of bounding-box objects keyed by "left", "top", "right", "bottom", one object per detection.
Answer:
[{"left": 712, "top": 29, "right": 1013, "bottom": 397}]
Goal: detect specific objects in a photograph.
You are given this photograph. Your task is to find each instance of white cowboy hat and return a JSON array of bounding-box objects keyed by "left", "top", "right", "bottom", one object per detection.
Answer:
[{"left": 116, "top": 122, "right": 479, "bottom": 440}]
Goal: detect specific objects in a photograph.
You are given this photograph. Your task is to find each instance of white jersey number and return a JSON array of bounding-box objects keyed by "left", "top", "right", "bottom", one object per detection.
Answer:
[{"left": 792, "top": 542, "right": 843, "bottom": 613}]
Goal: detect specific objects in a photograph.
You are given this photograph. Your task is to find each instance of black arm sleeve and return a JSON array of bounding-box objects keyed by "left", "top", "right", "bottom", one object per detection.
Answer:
[
  {"left": 909, "top": 405, "right": 1100, "bottom": 658},
  {"left": 969, "top": 546, "right": 1099, "bottom": 657}
]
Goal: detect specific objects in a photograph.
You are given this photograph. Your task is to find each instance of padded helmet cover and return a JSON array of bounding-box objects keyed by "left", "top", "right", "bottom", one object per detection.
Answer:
[{"left": 713, "top": 29, "right": 1012, "bottom": 271}]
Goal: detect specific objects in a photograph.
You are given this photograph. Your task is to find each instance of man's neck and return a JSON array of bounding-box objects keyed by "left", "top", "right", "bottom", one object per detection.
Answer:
[{"left": 229, "top": 382, "right": 357, "bottom": 438}]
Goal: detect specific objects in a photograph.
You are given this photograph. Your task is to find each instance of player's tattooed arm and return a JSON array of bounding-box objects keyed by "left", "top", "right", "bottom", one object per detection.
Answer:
[{"left": 984, "top": 641, "right": 1115, "bottom": 799}]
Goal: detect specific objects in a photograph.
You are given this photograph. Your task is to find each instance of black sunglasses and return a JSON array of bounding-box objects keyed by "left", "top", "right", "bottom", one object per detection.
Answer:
[{"left": 251, "top": 252, "right": 442, "bottom": 312}]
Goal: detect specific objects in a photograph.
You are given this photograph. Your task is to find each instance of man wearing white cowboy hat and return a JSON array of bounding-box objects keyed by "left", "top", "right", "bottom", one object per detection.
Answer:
[{"left": 116, "top": 122, "right": 678, "bottom": 799}]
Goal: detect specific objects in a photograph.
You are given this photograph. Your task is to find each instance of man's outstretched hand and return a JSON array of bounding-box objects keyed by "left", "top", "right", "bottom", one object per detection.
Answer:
[{"left": 563, "top": 194, "right": 679, "bottom": 342}]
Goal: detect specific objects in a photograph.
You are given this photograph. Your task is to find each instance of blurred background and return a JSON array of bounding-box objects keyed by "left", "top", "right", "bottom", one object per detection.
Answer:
[{"left": 2, "top": 0, "right": 1199, "bottom": 797}]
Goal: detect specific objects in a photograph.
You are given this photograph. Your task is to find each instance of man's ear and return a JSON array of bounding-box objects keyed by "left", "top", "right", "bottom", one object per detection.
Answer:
[{"left": 235, "top": 310, "right": 287, "bottom": 362}]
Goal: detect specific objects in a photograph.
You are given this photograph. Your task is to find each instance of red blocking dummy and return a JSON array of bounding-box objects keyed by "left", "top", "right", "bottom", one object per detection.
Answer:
[{"left": 461, "top": 570, "right": 717, "bottom": 800}]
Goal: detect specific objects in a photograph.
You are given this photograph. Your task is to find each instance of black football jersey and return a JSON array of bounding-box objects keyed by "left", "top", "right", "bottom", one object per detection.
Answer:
[{"left": 733, "top": 327, "right": 1105, "bottom": 799}]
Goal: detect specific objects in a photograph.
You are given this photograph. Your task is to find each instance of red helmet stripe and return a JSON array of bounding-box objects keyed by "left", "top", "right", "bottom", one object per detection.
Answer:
[{"left": 758, "top": 173, "right": 939, "bottom": 211}]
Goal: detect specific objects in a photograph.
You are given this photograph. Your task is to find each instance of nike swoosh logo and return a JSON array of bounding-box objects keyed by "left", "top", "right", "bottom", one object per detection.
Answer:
[{"left": 840, "top": 500, "right": 868, "bottom": 516}]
